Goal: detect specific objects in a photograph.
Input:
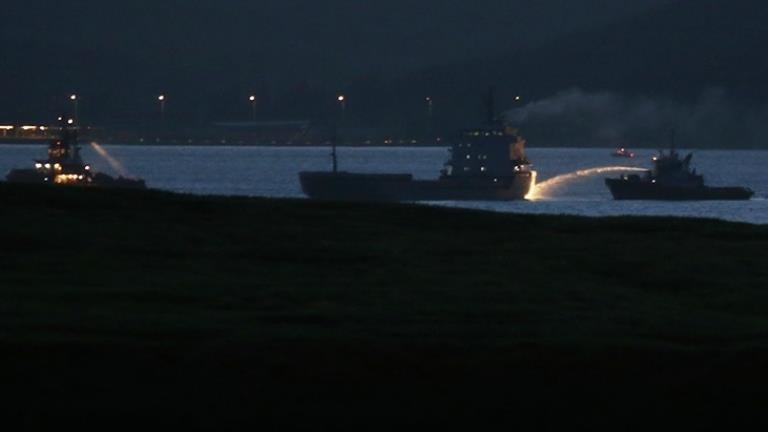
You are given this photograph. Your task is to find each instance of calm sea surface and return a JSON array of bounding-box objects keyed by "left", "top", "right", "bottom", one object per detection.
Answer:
[{"left": 2, "top": 144, "right": 767, "bottom": 224}]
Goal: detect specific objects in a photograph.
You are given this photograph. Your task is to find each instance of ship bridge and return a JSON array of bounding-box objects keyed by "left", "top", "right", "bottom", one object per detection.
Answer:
[{"left": 444, "top": 126, "right": 529, "bottom": 178}]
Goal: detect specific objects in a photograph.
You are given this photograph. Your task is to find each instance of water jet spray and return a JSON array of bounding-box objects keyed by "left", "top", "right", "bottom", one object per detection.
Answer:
[
  {"left": 90, "top": 142, "right": 129, "bottom": 177},
  {"left": 527, "top": 166, "right": 646, "bottom": 200}
]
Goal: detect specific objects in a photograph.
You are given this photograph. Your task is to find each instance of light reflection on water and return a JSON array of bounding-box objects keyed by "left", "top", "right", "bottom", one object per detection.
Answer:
[{"left": 1, "top": 144, "right": 767, "bottom": 224}]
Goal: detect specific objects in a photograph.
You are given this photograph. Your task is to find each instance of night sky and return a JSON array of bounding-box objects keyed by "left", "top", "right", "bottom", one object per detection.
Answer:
[{"left": 2, "top": 0, "right": 763, "bottom": 133}]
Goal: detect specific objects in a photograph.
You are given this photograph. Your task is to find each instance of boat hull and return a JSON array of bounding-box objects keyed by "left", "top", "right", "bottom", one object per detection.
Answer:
[
  {"left": 299, "top": 171, "right": 533, "bottom": 201},
  {"left": 605, "top": 178, "right": 753, "bottom": 200},
  {"left": 5, "top": 169, "right": 146, "bottom": 190},
  {"left": 5, "top": 169, "right": 47, "bottom": 184}
]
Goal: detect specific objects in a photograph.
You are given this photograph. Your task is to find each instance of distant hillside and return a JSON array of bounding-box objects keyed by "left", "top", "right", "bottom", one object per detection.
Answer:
[
  {"left": 3, "top": 0, "right": 767, "bottom": 145},
  {"left": 355, "top": 0, "right": 768, "bottom": 140},
  {"left": 513, "top": 0, "right": 768, "bottom": 98},
  {"left": 0, "top": 0, "right": 663, "bottom": 126}
]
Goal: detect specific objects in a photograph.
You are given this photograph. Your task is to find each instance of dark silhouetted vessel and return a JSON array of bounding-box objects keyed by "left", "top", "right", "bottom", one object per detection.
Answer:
[
  {"left": 299, "top": 93, "right": 535, "bottom": 202},
  {"left": 611, "top": 147, "right": 635, "bottom": 158},
  {"left": 5, "top": 119, "right": 146, "bottom": 189},
  {"left": 605, "top": 149, "right": 753, "bottom": 200}
]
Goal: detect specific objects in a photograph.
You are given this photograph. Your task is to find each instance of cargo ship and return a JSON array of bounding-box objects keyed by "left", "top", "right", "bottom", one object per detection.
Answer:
[
  {"left": 299, "top": 96, "right": 535, "bottom": 202},
  {"left": 605, "top": 148, "right": 752, "bottom": 200}
]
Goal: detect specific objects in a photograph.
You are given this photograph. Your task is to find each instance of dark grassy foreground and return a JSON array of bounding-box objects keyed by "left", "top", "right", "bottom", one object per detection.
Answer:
[{"left": 2, "top": 183, "right": 768, "bottom": 430}]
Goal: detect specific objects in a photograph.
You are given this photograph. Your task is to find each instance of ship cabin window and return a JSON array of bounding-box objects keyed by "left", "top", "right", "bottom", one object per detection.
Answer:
[
  {"left": 480, "top": 166, "right": 486, "bottom": 172},
  {"left": 466, "top": 155, "right": 471, "bottom": 160},
  {"left": 463, "top": 166, "right": 471, "bottom": 172}
]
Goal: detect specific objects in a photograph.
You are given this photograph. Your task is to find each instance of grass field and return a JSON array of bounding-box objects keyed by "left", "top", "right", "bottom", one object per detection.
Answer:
[{"left": 2, "top": 183, "right": 768, "bottom": 429}]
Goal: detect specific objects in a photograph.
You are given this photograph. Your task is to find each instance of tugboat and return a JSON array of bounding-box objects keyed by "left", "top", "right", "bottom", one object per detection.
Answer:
[
  {"left": 5, "top": 118, "right": 146, "bottom": 189},
  {"left": 605, "top": 148, "right": 753, "bottom": 200},
  {"left": 611, "top": 147, "right": 636, "bottom": 158},
  {"left": 299, "top": 92, "right": 536, "bottom": 201}
]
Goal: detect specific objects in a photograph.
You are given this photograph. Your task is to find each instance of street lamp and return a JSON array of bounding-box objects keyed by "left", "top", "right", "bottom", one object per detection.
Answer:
[
  {"left": 158, "top": 95, "right": 166, "bottom": 121},
  {"left": 249, "top": 95, "right": 257, "bottom": 121},
  {"left": 337, "top": 94, "right": 346, "bottom": 121},
  {"left": 425, "top": 96, "right": 435, "bottom": 142},
  {"left": 332, "top": 95, "right": 348, "bottom": 173},
  {"left": 70, "top": 94, "right": 78, "bottom": 122}
]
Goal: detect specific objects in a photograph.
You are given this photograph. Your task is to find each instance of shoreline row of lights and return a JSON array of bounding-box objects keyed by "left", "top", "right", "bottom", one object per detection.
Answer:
[
  {"left": 1, "top": 125, "right": 50, "bottom": 131},
  {"left": 10, "top": 92, "right": 526, "bottom": 127},
  {"left": 57, "top": 93, "right": 523, "bottom": 107},
  {"left": 59, "top": 93, "right": 516, "bottom": 113}
]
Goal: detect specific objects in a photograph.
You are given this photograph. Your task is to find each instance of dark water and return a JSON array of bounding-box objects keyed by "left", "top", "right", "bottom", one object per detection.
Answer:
[{"left": 2, "top": 144, "right": 767, "bottom": 224}]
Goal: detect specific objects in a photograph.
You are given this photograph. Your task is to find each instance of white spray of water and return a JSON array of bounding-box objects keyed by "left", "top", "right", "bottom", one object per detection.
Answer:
[
  {"left": 90, "top": 142, "right": 129, "bottom": 177},
  {"left": 527, "top": 166, "right": 646, "bottom": 200}
]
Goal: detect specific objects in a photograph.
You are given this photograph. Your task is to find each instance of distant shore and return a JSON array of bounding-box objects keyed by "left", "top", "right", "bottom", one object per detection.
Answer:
[
  {"left": 4, "top": 138, "right": 768, "bottom": 150},
  {"left": 2, "top": 183, "right": 768, "bottom": 429}
]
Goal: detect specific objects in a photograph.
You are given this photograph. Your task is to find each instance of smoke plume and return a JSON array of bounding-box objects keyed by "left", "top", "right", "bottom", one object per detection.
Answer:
[{"left": 504, "top": 88, "right": 768, "bottom": 148}]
